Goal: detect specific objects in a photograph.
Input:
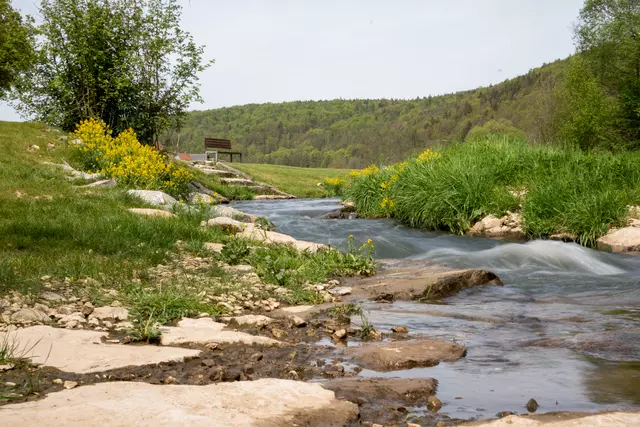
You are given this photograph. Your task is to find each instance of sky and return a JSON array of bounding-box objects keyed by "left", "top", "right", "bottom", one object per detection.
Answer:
[{"left": 1, "top": 0, "right": 584, "bottom": 121}]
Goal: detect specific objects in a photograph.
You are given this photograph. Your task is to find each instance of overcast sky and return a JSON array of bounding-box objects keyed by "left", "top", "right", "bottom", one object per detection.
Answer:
[{"left": 1, "top": 0, "right": 583, "bottom": 121}]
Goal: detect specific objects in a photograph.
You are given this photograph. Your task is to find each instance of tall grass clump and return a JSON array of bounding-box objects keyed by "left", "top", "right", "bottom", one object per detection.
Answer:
[{"left": 346, "top": 136, "right": 640, "bottom": 246}]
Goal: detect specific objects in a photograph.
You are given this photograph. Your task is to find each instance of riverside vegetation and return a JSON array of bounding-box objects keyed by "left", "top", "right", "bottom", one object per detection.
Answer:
[{"left": 345, "top": 137, "right": 640, "bottom": 248}]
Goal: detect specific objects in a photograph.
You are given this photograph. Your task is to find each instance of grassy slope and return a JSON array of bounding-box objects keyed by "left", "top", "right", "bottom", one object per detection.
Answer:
[
  {"left": 233, "top": 163, "right": 353, "bottom": 198},
  {"left": 0, "top": 122, "right": 374, "bottom": 323},
  {"left": 167, "top": 58, "right": 568, "bottom": 168}
]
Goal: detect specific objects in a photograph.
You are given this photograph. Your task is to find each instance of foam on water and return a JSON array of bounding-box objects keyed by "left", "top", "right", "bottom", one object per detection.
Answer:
[{"left": 416, "top": 240, "right": 628, "bottom": 276}]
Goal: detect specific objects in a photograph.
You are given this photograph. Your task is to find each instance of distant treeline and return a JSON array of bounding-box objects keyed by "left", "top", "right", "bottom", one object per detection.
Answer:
[{"left": 164, "top": 59, "right": 569, "bottom": 168}]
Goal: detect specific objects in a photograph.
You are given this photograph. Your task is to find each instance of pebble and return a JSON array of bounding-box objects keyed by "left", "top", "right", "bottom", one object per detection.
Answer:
[
  {"left": 52, "top": 378, "right": 63, "bottom": 385},
  {"left": 164, "top": 376, "right": 176, "bottom": 384},
  {"left": 4, "top": 382, "right": 16, "bottom": 387},
  {"left": 427, "top": 395, "right": 442, "bottom": 411},
  {"left": 63, "top": 380, "right": 78, "bottom": 389},
  {"left": 391, "top": 326, "right": 409, "bottom": 333},
  {"left": 526, "top": 398, "right": 539, "bottom": 413},
  {"left": 271, "top": 328, "right": 287, "bottom": 339}
]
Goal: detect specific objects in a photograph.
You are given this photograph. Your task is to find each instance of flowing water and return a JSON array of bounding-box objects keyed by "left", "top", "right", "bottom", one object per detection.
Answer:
[{"left": 234, "top": 198, "right": 640, "bottom": 420}]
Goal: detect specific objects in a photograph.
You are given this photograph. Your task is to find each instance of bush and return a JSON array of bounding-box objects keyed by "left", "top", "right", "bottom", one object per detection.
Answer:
[
  {"left": 73, "top": 118, "right": 193, "bottom": 197},
  {"left": 322, "top": 177, "right": 346, "bottom": 197},
  {"left": 466, "top": 119, "right": 526, "bottom": 141}
]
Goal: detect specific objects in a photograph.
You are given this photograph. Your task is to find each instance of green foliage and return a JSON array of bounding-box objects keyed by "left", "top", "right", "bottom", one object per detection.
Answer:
[
  {"left": 255, "top": 216, "right": 276, "bottom": 231},
  {"left": 466, "top": 119, "right": 525, "bottom": 141},
  {"left": 220, "top": 239, "right": 251, "bottom": 265},
  {"left": 347, "top": 136, "right": 640, "bottom": 246},
  {"left": 574, "top": 0, "right": 640, "bottom": 145},
  {"left": 17, "top": 0, "right": 211, "bottom": 144},
  {"left": 0, "top": 0, "right": 35, "bottom": 99},
  {"left": 245, "top": 238, "right": 376, "bottom": 304},
  {"left": 558, "top": 57, "right": 616, "bottom": 150}
]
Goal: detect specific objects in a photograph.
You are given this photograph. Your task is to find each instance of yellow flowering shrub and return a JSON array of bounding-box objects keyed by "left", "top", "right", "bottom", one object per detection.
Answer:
[
  {"left": 416, "top": 148, "right": 441, "bottom": 163},
  {"left": 73, "top": 118, "right": 193, "bottom": 197},
  {"left": 323, "top": 177, "right": 345, "bottom": 196}
]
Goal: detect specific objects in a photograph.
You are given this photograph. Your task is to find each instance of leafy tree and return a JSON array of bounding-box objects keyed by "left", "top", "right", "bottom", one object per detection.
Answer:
[
  {"left": 0, "top": 0, "right": 35, "bottom": 99},
  {"left": 466, "top": 119, "right": 525, "bottom": 141},
  {"left": 17, "top": 0, "right": 211, "bottom": 144},
  {"left": 575, "top": 0, "right": 640, "bottom": 142},
  {"left": 558, "top": 57, "right": 616, "bottom": 150}
]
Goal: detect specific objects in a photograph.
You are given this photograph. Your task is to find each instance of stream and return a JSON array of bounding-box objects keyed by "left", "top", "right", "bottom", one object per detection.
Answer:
[{"left": 234, "top": 198, "right": 640, "bottom": 420}]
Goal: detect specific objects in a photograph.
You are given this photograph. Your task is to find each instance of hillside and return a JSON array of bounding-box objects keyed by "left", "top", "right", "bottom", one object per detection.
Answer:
[{"left": 164, "top": 58, "right": 569, "bottom": 168}]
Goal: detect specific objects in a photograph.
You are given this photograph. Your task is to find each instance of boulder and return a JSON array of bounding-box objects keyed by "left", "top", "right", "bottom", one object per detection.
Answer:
[
  {"left": 202, "top": 217, "right": 245, "bottom": 233},
  {"left": 40, "top": 291, "right": 64, "bottom": 302},
  {"left": 128, "top": 208, "right": 175, "bottom": 218},
  {"left": 469, "top": 212, "right": 524, "bottom": 239},
  {"left": 127, "top": 190, "right": 177, "bottom": 208},
  {"left": 10, "top": 308, "right": 50, "bottom": 323},
  {"left": 346, "top": 339, "right": 466, "bottom": 371},
  {"left": 596, "top": 226, "right": 640, "bottom": 253},
  {"left": 324, "top": 377, "right": 437, "bottom": 404},
  {"left": 0, "top": 379, "right": 359, "bottom": 427}
]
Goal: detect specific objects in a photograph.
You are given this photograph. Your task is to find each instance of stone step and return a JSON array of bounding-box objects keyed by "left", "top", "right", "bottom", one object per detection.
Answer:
[{"left": 220, "top": 177, "right": 254, "bottom": 186}]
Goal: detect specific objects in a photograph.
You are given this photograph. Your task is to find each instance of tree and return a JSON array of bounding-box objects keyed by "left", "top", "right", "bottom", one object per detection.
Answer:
[
  {"left": 0, "top": 0, "right": 35, "bottom": 99},
  {"left": 17, "top": 0, "right": 211, "bottom": 144},
  {"left": 574, "top": 0, "right": 640, "bottom": 142},
  {"left": 558, "top": 57, "right": 616, "bottom": 150}
]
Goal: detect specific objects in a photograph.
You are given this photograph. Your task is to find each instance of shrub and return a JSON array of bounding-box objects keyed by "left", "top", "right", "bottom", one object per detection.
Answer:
[
  {"left": 466, "top": 119, "right": 526, "bottom": 141},
  {"left": 323, "top": 177, "right": 345, "bottom": 197},
  {"left": 73, "top": 118, "right": 193, "bottom": 197}
]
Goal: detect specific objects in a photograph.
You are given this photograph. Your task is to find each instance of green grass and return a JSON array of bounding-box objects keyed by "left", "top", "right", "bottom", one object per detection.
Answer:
[
  {"left": 0, "top": 122, "right": 376, "bottom": 322},
  {"left": 233, "top": 163, "right": 353, "bottom": 198},
  {"left": 346, "top": 136, "right": 640, "bottom": 247}
]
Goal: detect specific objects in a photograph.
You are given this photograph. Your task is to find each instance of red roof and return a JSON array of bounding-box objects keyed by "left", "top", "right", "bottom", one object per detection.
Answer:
[{"left": 176, "top": 152, "right": 192, "bottom": 161}]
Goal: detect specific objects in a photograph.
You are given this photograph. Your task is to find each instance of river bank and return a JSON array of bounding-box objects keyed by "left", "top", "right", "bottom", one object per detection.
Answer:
[{"left": 345, "top": 138, "right": 640, "bottom": 252}]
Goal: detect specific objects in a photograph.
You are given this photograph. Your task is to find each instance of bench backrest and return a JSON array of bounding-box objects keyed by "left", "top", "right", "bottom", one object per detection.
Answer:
[{"left": 204, "top": 137, "right": 232, "bottom": 151}]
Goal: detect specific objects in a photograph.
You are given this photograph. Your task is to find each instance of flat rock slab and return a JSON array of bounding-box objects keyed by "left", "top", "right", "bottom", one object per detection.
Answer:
[
  {"left": 347, "top": 260, "right": 502, "bottom": 301},
  {"left": 228, "top": 314, "right": 274, "bottom": 328},
  {"left": 127, "top": 189, "right": 177, "bottom": 207},
  {"left": 0, "top": 326, "right": 199, "bottom": 374},
  {"left": 0, "top": 379, "right": 359, "bottom": 427},
  {"left": 324, "top": 377, "right": 437, "bottom": 404},
  {"left": 463, "top": 412, "right": 640, "bottom": 427},
  {"left": 160, "top": 317, "right": 280, "bottom": 346},
  {"left": 347, "top": 339, "right": 466, "bottom": 371}
]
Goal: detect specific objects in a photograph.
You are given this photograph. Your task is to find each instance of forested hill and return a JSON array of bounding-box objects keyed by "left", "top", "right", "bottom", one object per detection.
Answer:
[{"left": 164, "top": 58, "right": 569, "bottom": 169}]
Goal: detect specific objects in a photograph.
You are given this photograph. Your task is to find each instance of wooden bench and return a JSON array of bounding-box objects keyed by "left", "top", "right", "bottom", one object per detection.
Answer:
[{"left": 204, "top": 137, "right": 242, "bottom": 162}]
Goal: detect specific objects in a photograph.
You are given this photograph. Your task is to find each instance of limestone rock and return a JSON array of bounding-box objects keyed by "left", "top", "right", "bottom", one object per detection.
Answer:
[
  {"left": 469, "top": 212, "right": 524, "bottom": 239},
  {"left": 239, "top": 223, "right": 326, "bottom": 253},
  {"left": 287, "top": 315, "right": 306, "bottom": 327},
  {"left": 127, "top": 190, "right": 177, "bottom": 208},
  {"left": 325, "top": 377, "right": 436, "bottom": 405},
  {"left": 461, "top": 412, "right": 640, "bottom": 426},
  {"left": 329, "top": 286, "right": 352, "bottom": 296},
  {"left": 161, "top": 317, "right": 280, "bottom": 346},
  {"left": 63, "top": 380, "right": 78, "bottom": 390},
  {"left": 188, "top": 192, "right": 215, "bottom": 204},
  {"left": 128, "top": 208, "right": 175, "bottom": 218},
  {"left": 0, "top": 379, "right": 358, "bottom": 427},
  {"left": 210, "top": 205, "right": 256, "bottom": 223},
  {"left": 391, "top": 326, "right": 409, "bottom": 333},
  {"left": 254, "top": 195, "right": 293, "bottom": 200},
  {"left": 76, "top": 179, "right": 116, "bottom": 188},
  {"left": 597, "top": 226, "right": 640, "bottom": 253},
  {"left": 228, "top": 314, "right": 274, "bottom": 328},
  {"left": 221, "top": 177, "right": 254, "bottom": 186},
  {"left": 10, "top": 308, "right": 49, "bottom": 323},
  {"left": 89, "top": 306, "right": 129, "bottom": 322},
  {"left": 347, "top": 339, "right": 466, "bottom": 371},
  {"left": 0, "top": 326, "right": 199, "bottom": 374},
  {"left": 202, "top": 217, "right": 245, "bottom": 233}
]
